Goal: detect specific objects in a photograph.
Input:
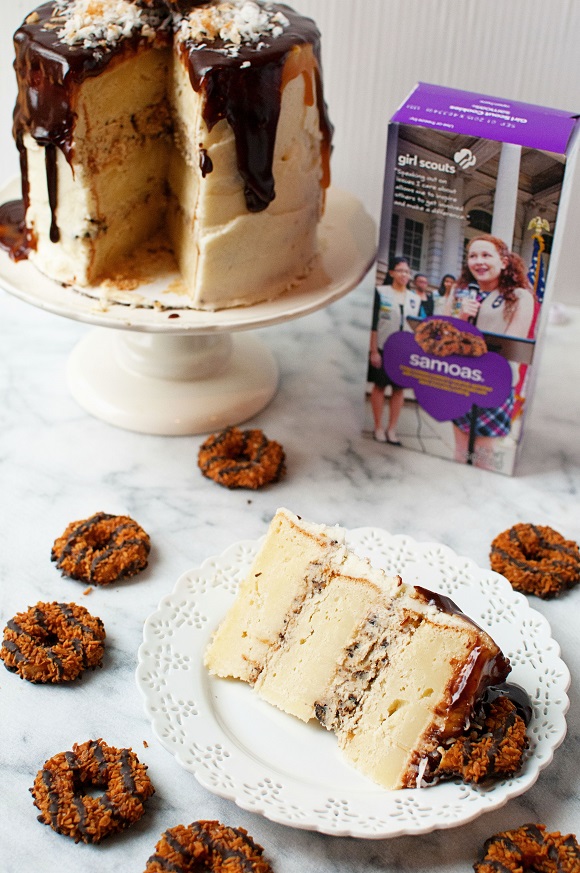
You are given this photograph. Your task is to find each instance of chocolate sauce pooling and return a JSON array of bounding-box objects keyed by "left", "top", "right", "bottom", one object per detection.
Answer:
[
  {"left": 0, "top": 200, "right": 28, "bottom": 260},
  {"left": 8, "top": 0, "right": 333, "bottom": 250},
  {"left": 481, "top": 682, "right": 533, "bottom": 725}
]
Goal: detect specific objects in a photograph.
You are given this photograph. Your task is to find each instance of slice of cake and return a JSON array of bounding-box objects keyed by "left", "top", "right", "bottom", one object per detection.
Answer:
[
  {"left": 11, "top": 0, "right": 332, "bottom": 309},
  {"left": 205, "top": 508, "right": 510, "bottom": 789}
]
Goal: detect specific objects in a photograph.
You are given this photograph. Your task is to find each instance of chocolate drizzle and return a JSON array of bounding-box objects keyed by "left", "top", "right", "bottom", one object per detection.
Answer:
[
  {"left": 45, "top": 143, "right": 59, "bottom": 242},
  {"left": 180, "top": 3, "right": 332, "bottom": 212},
  {"left": 199, "top": 147, "right": 213, "bottom": 177},
  {"left": 41, "top": 768, "right": 60, "bottom": 828},
  {"left": 481, "top": 682, "right": 533, "bottom": 725}
]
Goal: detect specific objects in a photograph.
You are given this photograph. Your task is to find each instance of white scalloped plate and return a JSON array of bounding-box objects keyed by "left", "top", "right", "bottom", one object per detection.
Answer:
[{"left": 136, "top": 529, "right": 570, "bottom": 838}]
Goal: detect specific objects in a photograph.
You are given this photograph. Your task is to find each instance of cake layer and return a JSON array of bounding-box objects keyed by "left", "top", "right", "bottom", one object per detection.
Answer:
[
  {"left": 204, "top": 508, "right": 341, "bottom": 683},
  {"left": 22, "top": 38, "right": 172, "bottom": 284},
  {"left": 205, "top": 508, "right": 510, "bottom": 789},
  {"left": 254, "top": 552, "right": 403, "bottom": 721}
]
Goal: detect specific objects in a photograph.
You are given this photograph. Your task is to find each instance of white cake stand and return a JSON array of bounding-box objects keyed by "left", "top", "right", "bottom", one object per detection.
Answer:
[{"left": 0, "top": 181, "right": 376, "bottom": 434}]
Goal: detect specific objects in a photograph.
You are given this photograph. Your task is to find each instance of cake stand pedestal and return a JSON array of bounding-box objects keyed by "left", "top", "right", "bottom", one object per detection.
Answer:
[
  {"left": 0, "top": 184, "right": 375, "bottom": 435},
  {"left": 68, "top": 330, "right": 278, "bottom": 435}
]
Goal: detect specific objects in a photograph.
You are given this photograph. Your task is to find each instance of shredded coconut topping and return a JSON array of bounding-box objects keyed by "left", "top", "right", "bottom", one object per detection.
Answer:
[
  {"left": 177, "top": 1, "right": 290, "bottom": 56},
  {"left": 50, "top": 0, "right": 168, "bottom": 48}
]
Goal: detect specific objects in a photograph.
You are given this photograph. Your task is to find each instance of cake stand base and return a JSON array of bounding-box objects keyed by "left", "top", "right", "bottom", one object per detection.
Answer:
[
  {"left": 1, "top": 183, "right": 376, "bottom": 435},
  {"left": 67, "top": 328, "right": 279, "bottom": 435}
]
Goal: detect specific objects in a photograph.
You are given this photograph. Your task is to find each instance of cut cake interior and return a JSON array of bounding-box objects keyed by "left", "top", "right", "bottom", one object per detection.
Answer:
[{"left": 205, "top": 507, "right": 510, "bottom": 789}]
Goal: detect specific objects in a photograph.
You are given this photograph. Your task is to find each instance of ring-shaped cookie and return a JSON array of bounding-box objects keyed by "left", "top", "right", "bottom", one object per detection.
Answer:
[
  {"left": 198, "top": 427, "right": 286, "bottom": 489},
  {"left": 490, "top": 523, "right": 580, "bottom": 599},
  {"left": 474, "top": 823, "right": 580, "bottom": 873},
  {"left": 0, "top": 601, "right": 105, "bottom": 683},
  {"left": 31, "top": 738, "right": 154, "bottom": 843},
  {"left": 51, "top": 511, "right": 151, "bottom": 585},
  {"left": 436, "top": 696, "right": 528, "bottom": 784},
  {"left": 144, "top": 820, "right": 274, "bottom": 873}
]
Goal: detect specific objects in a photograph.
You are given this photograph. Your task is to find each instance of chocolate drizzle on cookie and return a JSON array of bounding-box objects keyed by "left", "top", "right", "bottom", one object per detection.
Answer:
[
  {"left": 474, "top": 823, "right": 580, "bottom": 873},
  {"left": 198, "top": 426, "right": 286, "bottom": 489},
  {"left": 31, "top": 738, "right": 154, "bottom": 843},
  {"left": 51, "top": 511, "right": 151, "bottom": 585},
  {"left": 144, "top": 820, "right": 274, "bottom": 873},
  {"left": 490, "top": 523, "right": 580, "bottom": 598},
  {"left": 1, "top": 601, "right": 105, "bottom": 683}
]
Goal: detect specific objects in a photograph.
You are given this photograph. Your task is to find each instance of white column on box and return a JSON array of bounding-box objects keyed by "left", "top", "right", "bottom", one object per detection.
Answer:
[
  {"left": 441, "top": 186, "right": 464, "bottom": 276},
  {"left": 491, "top": 143, "right": 521, "bottom": 247},
  {"left": 426, "top": 216, "right": 444, "bottom": 285},
  {"left": 440, "top": 175, "right": 464, "bottom": 277}
]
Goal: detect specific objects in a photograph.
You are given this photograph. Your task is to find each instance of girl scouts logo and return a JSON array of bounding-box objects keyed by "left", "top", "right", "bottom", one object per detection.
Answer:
[{"left": 454, "top": 148, "right": 476, "bottom": 169}]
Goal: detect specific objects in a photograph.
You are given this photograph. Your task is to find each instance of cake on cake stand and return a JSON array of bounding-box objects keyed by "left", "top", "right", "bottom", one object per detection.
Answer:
[{"left": 0, "top": 182, "right": 376, "bottom": 435}]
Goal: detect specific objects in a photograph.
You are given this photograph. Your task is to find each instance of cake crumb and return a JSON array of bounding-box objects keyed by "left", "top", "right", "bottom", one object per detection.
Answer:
[{"left": 83, "top": 586, "right": 93, "bottom": 595}]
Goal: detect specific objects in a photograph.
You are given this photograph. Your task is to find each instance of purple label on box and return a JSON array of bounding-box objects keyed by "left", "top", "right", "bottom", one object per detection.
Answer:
[
  {"left": 392, "top": 83, "right": 577, "bottom": 153},
  {"left": 383, "top": 320, "right": 513, "bottom": 422}
]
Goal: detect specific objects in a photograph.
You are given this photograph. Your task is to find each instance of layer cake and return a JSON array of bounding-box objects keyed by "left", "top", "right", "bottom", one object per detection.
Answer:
[
  {"left": 205, "top": 508, "right": 510, "bottom": 789},
  {"left": 10, "top": 0, "right": 332, "bottom": 309}
]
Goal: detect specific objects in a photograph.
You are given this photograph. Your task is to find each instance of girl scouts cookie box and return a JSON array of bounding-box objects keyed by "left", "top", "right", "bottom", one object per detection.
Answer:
[{"left": 366, "top": 82, "right": 580, "bottom": 474}]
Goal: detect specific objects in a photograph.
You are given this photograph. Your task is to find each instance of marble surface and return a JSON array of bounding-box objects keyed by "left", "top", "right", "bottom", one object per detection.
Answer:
[{"left": 1, "top": 273, "right": 580, "bottom": 873}]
